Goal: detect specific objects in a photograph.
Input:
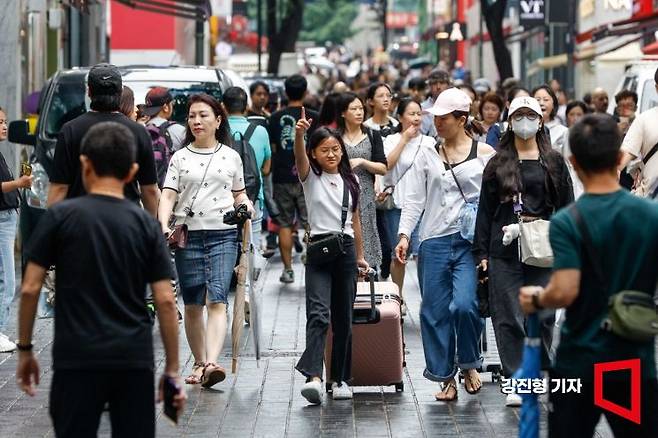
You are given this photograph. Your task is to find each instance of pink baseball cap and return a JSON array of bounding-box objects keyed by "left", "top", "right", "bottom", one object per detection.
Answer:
[{"left": 424, "top": 87, "right": 472, "bottom": 117}]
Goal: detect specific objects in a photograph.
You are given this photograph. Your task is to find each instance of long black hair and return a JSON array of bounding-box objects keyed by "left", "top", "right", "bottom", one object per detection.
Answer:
[
  {"left": 184, "top": 93, "right": 231, "bottom": 146},
  {"left": 483, "top": 120, "right": 562, "bottom": 205},
  {"left": 317, "top": 92, "right": 341, "bottom": 127},
  {"left": 306, "top": 127, "right": 360, "bottom": 212}
]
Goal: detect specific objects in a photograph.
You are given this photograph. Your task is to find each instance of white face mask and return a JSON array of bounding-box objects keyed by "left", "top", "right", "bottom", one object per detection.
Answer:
[{"left": 511, "top": 117, "right": 540, "bottom": 140}]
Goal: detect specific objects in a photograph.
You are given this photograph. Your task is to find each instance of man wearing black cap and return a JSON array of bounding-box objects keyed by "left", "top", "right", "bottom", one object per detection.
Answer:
[
  {"left": 143, "top": 87, "right": 186, "bottom": 152},
  {"left": 48, "top": 63, "right": 160, "bottom": 216},
  {"left": 420, "top": 68, "right": 451, "bottom": 138}
]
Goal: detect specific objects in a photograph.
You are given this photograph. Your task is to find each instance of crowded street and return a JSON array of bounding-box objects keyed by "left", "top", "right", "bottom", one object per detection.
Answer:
[
  {"left": 1, "top": 1, "right": 658, "bottom": 438},
  {"left": 0, "top": 255, "right": 626, "bottom": 437}
]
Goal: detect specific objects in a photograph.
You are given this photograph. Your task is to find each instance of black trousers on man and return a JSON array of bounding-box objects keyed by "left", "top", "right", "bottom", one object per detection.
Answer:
[
  {"left": 296, "top": 237, "right": 357, "bottom": 383},
  {"left": 50, "top": 369, "right": 155, "bottom": 438}
]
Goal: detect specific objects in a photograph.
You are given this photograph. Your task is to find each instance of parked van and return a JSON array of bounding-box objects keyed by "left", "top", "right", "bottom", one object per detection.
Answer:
[
  {"left": 8, "top": 65, "right": 241, "bottom": 259},
  {"left": 610, "top": 59, "right": 658, "bottom": 114}
]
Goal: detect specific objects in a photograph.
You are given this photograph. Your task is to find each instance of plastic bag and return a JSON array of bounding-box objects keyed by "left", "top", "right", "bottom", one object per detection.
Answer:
[{"left": 458, "top": 201, "right": 478, "bottom": 243}]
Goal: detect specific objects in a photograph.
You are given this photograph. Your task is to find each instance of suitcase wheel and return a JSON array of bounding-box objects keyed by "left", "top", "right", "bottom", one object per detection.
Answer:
[
  {"left": 325, "top": 383, "right": 332, "bottom": 393},
  {"left": 395, "top": 382, "right": 404, "bottom": 392}
]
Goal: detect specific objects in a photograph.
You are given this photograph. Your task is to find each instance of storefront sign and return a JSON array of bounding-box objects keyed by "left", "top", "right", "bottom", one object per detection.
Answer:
[{"left": 519, "top": 0, "right": 545, "bottom": 27}]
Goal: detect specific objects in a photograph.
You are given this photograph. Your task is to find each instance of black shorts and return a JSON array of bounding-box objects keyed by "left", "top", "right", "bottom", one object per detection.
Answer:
[
  {"left": 273, "top": 182, "right": 308, "bottom": 229},
  {"left": 50, "top": 369, "right": 155, "bottom": 438}
]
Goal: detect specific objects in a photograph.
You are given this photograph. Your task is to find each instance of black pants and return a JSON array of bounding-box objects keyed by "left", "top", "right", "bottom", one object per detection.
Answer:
[
  {"left": 549, "top": 373, "right": 658, "bottom": 438},
  {"left": 50, "top": 369, "right": 155, "bottom": 438},
  {"left": 376, "top": 209, "right": 391, "bottom": 277},
  {"left": 296, "top": 237, "right": 357, "bottom": 383},
  {"left": 489, "top": 257, "right": 555, "bottom": 376}
]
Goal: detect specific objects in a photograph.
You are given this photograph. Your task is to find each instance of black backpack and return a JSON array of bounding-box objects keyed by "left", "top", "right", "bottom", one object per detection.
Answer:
[
  {"left": 146, "top": 121, "right": 176, "bottom": 189},
  {"left": 229, "top": 123, "right": 261, "bottom": 204}
]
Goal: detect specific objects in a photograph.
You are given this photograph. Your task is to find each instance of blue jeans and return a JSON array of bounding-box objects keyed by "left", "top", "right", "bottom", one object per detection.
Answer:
[
  {"left": 417, "top": 233, "right": 483, "bottom": 382},
  {"left": 175, "top": 229, "right": 238, "bottom": 305},
  {"left": 0, "top": 210, "right": 17, "bottom": 332}
]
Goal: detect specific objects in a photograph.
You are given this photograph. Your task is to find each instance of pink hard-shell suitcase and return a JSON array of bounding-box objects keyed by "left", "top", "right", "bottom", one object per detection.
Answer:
[{"left": 325, "top": 273, "right": 406, "bottom": 392}]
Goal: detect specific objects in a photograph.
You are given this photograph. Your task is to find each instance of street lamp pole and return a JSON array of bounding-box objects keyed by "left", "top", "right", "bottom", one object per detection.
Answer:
[{"left": 195, "top": 17, "right": 204, "bottom": 65}]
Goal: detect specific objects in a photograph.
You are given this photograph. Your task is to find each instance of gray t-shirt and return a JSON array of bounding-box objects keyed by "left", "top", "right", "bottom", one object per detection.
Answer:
[{"left": 148, "top": 116, "right": 187, "bottom": 152}]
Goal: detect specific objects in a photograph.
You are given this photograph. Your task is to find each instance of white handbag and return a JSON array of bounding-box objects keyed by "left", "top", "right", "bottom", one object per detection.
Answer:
[{"left": 518, "top": 218, "right": 553, "bottom": 268}]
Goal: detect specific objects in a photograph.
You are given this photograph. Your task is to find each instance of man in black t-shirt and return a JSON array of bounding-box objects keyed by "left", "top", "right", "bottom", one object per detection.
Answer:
[
  {"left": 48, "top": 63, "right": 160, "bottom": 216},
  {"left": 16, "top": 122, "right": 184, "bottom": 437},
  {"left": 268, "top": 75, "right": 318, "bottom": 283}
]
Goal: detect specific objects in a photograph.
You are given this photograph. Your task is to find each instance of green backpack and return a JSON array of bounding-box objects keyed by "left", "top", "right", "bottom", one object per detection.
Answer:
[{"left": 569, "top": 206, "right": 658, "bottom": 343}]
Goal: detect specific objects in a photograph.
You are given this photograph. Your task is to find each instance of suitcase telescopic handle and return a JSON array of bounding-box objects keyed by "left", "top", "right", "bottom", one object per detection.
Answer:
[{"left": 366, "top": 268, "right": 377, "bottom": 322}]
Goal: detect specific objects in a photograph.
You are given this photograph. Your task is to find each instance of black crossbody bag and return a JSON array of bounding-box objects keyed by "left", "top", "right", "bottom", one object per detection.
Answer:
[{"left": 305, "top": 181, "right": 349, "bottom": 265}]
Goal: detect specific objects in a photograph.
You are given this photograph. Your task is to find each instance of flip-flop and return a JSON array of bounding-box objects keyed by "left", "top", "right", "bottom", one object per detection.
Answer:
[
  {"left": 435, "top": 381, "right": 458, "bottom": 402},
  {"left": 201, "top": 363, "right": 226, "bottom": 388},
  {"left": 184, "top": 361, "right": 205, "bottom": 385},
  {"left": 463, "top": 370, "right": 482, "bottom": 395}
]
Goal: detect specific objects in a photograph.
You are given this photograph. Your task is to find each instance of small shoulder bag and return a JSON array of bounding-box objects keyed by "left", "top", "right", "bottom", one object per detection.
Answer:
[
  {"left": 305, "top": 180, "right": 350, "bottom": 265},
  {"left": 377, "top": 137, "right": 423, "bottom": 211},
  {"left": 569, "top": 205, "right": 658, "bottom": 342}
]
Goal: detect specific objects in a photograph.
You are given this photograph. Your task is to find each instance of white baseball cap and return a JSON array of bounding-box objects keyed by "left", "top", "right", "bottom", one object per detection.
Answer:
[
  {"left": 508, "top": 96, "right": 542, "bottom": 118},
  {"left": 424, "top": 87, "right": 472, "bottom": 117}
]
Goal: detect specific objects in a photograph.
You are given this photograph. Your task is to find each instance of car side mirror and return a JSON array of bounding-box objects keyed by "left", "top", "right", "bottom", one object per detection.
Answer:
[{"left": 8, "top": 120, "right": 36, "bottom": 146}]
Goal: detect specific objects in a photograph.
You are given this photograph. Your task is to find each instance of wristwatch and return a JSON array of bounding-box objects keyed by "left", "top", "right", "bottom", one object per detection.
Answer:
[
  {"left": 16, "top": 342, "right": 33, "bottom": 352},
  {"left": 531, "top": 290, "right": 544, "bottom": 310}
]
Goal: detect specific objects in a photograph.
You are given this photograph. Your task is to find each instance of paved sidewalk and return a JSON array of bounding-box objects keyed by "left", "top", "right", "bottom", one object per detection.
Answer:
[{"left": 0, "top": 255, "right": 616, "bottom": 437}]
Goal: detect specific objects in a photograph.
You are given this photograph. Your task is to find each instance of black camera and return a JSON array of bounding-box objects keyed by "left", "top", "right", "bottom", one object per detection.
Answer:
[{"left": 223, "top": 204, "right": 251, "bottom": 226}]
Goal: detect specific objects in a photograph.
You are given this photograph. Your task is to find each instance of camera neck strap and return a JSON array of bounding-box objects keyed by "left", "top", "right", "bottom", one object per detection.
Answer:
[{"left": 181, "top": 143, "right": 221, "bottom": 225}]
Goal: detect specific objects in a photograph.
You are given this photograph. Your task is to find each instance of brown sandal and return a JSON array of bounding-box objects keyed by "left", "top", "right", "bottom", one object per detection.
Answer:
[
  {"left": 201, "top": 363, "right": 226, "bottom": 388},
  {"left": 463, "top": 369, "right": 482, "bottom": 395},
  {"left": 435, "top": 380, "right": 458, "bottom": 402},
  {"left": 185, "top": 361, "right": 205, "bottom": 385}
]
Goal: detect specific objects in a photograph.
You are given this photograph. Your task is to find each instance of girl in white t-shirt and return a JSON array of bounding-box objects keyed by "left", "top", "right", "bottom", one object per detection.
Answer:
[
  {"left": 293, "top": 108, "right": 369, "bottom": 405},
  {"left": 159, "top": 94, "right": 254, "bottom": 389}
]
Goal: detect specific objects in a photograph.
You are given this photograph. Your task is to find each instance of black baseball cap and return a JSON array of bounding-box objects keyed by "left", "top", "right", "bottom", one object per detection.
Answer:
[
  {"left": 87, "top": 63, "right": 122, "bottom": 95},
  {"left": 408, "top": 77, "right": 427, "bottom": 90},
  {"left": 143, "top": 87, "right": 173, "bottom": 117}
]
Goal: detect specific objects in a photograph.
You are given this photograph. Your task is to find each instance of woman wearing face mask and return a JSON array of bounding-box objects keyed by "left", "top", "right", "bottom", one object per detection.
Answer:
[
  {"left": 485, "top": 87, "right": 529, "bottom": 147},
  {"left": 338, "top": 92, "right": 387, "bottom": 273},
  {"left": 379, "top": 99, "right": 434, "bottom": 305},
  {"left": 395, "top": 88, "right": 495, "bottom": 402},
  {"left": 293, "top": 110, "right": 369, "bottom": 405},
  {"left": 159, "top": 93, "right": 254, "bottom": 388},
  {"left": 533, "top": 85, "right": 568, "bottom": 153},
  {"left": 473, "top": 96, "right": 573, "bottom": 407},
  {"left": 364, "top": 83, "right": 399, "bottom": 138}
]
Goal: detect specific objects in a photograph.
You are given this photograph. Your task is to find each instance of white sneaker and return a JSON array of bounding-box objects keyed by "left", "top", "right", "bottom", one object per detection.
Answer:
[
  {"left": 505, "top": 393, "right": 522, "bottom": 407},
  {"left": 279, "top": 269, "right": 294, "bottom": 284},
  {"left": 331, "top": 381, "right": 353, "bottom": 400},
  {"left": 301, "top": 380, "right": 323, "bottom": 405},
  {"left": 0, "top": 336, "right": 16, "bottom": 353}
]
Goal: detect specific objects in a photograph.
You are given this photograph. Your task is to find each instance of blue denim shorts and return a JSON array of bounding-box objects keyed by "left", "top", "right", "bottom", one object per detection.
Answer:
[
  {"left": 174, "top": 229, "right": 238, "bottom": 305},
  {"left": 384, "top": 208, "right": 421, "bottom": 256}
]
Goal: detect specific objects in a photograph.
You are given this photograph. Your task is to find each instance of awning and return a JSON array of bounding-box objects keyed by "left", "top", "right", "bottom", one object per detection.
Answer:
[
  {"left": 577, "top": 10, "right": 658, "bottom": 44},
  {"left": 526, "top": 54, "right": 568, "bottom": 77},
  {"left": 575, "top": 36, "right": 644, "bottom": 62},
  {"left": 113, "top": 0, "right": 210, "bottom": 21}
]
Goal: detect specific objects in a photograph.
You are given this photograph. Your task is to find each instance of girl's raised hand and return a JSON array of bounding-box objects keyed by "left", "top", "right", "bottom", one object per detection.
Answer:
[{"left": 296, "top": 107, "right": 312, "bottom": 134}]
